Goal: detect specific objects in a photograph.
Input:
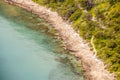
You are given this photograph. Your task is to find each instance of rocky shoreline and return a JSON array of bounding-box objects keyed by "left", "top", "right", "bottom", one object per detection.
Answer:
[{"left": 4, "top": 0, "right": 115, "bottom": 80}]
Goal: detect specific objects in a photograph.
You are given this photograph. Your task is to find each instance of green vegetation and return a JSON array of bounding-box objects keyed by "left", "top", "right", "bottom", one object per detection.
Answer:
[{"left": 33, "top": 0, "right": 120, "bottom": 79}]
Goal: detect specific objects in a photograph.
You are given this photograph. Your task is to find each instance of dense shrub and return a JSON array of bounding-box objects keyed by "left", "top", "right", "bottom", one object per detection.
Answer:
[
  {"left": 77, "top": 0, "right": 94, "bottom": 10},
  {"left": 69, "top": 9, "right": 82, "bottom": 21}
]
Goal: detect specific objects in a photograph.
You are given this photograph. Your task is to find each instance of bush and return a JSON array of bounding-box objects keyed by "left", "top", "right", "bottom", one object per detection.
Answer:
[
  {"left": 69, "top": 9, "right": 82, "bottom": 21},
  {"left": 78, "top": 0, "right": 94, "bottom": 10},
  {"left": 106, "top": 40, "right": 117, "bottom": 49}
]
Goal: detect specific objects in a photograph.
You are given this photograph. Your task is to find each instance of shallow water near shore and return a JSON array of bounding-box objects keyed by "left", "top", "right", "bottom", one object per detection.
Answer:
[{"left": 0, "top": 0, "right": 84, "bottom": 80}]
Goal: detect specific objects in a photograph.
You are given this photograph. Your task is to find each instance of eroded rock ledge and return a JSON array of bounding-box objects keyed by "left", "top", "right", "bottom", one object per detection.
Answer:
[{"left": 4, "top": 0, "right": 115, "bottom": 80}]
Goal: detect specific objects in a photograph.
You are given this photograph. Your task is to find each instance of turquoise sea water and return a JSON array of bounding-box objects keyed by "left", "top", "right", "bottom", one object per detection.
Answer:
[{"left": 0, "top": 1, "right": 84, "bottom": 80}]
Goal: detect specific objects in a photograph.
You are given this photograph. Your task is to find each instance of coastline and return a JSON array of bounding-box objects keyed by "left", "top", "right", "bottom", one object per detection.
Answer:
[{"left": 4, "top": 0, "right": 115, "bottom": 80}]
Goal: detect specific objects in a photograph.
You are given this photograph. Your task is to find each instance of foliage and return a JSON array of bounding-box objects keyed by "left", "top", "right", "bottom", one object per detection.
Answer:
[
  {"left": 69, "top": 9, "right": 82, "bottom": 21},
  {"left": 77, "top": 0, "right": 95, "bottom": 10}
]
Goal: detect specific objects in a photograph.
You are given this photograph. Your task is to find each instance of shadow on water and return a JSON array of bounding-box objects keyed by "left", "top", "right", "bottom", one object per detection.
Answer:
[{"left": 0, "top": 0, "right": 84, "bottom": 80}]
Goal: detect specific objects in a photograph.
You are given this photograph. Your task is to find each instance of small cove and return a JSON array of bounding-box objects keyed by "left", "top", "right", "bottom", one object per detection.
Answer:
[{"left": 0, "top": 1, "right": 84, "bottom": 80}]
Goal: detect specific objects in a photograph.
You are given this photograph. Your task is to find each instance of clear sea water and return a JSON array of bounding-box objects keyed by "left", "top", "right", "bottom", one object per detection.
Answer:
[{"left": 0, "top": 1, "right": 84, "bottom": 80}]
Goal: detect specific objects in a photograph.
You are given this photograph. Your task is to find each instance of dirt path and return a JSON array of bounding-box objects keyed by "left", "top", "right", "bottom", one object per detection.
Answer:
[{"left": 4, "top": 0, "right": 115, "bottom": 80}]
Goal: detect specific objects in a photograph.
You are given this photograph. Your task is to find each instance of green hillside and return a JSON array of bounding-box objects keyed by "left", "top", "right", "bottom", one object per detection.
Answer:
[{"left": 33, "top": 0, "right": 120, "bottom": 79}]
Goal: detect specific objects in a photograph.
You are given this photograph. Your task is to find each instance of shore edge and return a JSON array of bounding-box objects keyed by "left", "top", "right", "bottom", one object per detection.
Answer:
[{"left": 4, "top": 0, "right": 115, "bottom": 80}]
